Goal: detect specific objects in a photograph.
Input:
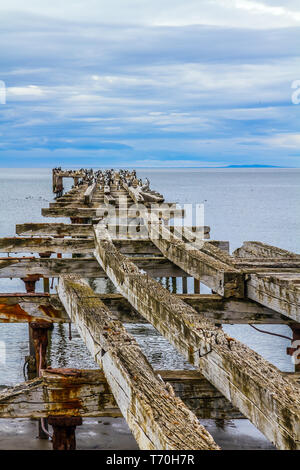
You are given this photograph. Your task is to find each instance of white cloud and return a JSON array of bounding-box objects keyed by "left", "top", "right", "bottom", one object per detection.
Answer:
[
  {"left": 265, "top": 134, "right": 300, "bottom": 148},
  {"left": 1, "top": 0, "right": 300, "bottom": 28}
]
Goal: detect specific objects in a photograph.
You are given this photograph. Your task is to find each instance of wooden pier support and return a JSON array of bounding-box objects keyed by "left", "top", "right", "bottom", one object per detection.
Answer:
[
  {"left": 1, "top": 167, "right": 300, "bottom": 451},
  {"left": 58, "top": 276, "right": 219, "bottom": 450},
  {"left": 93, "top": 223, "right": 300, "bottom": 450}
]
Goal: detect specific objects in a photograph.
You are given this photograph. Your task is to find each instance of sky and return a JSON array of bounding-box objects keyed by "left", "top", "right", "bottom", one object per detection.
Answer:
[{"left": 0, "top": 0, "right": 300, "bottom": 168}]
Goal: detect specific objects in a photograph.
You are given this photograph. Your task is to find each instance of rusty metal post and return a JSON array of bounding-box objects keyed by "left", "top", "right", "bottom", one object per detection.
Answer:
[
  {"left": 287, "top": 323, "right": 300, "bottom": 372},
  {"left": 22, "top": 275, "right": 41, "bottom": 377},
  {"left": 30, "top": 320, "right": 52, "bottom": 438},
  {"left": 48, "top": 416, "right": 82, "bottom": 450},
  {"left": 22, "top": 274, "right": 40, "bottom": 293}
]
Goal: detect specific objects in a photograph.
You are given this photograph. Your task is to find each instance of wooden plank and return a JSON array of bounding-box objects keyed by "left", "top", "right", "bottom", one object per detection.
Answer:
[
  {"left": 0, "top": 369, "right": 243, "bottom": 420},
  {"left": 16, "top": 223, "right": 210, "bottom": 239},
  {"left": 247, "top": 273, "right": 300, "bottom": 322},
  {"left": 0, "top": 238, "right": 161, "bottom": 255},
  {"left": 142, "top": 215, "right": 244, "bottom": 298},
  {"left": 84, "top": 183, "right": 97, "bottom": 205},
  {"left": 0, "top": 256, "right": 184, "bottom": 278},
  {"left": 16, "top": 223, "right": 93, "bottom": 237},
  {"left": 93, "top": 224, "right": 300, "bottom": 450},
  {"left": 41, "top": 207, "right": 185, "bottom": 219},
  {"left": 0, "top": 293, "right": 69, "bottom": 323},
  {"left": 0, "top": 237, "right": 95, "bottom": 254},
  {"left": 234, "top": 241, "right": 300, "bottom": 260},
  {"left": 0, "top": 293, "right": 288, "bottom": 325},
  {"left": 57, "top": 275, "right": 219, "bottom": 450},
  {"left": 104, "top": 194, "right": 116, "bottom": 206}
]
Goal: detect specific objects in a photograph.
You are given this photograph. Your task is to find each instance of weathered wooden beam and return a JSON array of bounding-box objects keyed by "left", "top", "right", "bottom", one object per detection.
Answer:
[
  {"left": 246, "top": 273, "right": 300, "bottom": 322},
  {"left": 0, "top": 238, "right": 161, "bottom": 255},
  {"left": 16, "top": 223, "right": 210, "bottom": 239},
  {"left": 57, "top": 276, "right": 219, "bottom": 450},
  {"left": 104, "top": 194, "right": 116, "bottom": 206},
  {"left": 41, "top": 207, "right": 185, "bottom": 219},
  {"left": 93, "top": 224, "right": 300, "bottom": 450},
  {"left": 0, "top": 237, "right": 95, "bottom": 254},
  {"left": 0, "top": 293, "right": 69, "bottom": 323},
  {"left": 0, "top": 369, "right": 243, "bottom": 420},
  {"left": 234, "top": 241, "right": 300, "bottom": 260},
  {"left": 16, "top": 223, "right": 93, "bottom": 237},
  {"left": 142, "top": 216, "right": 244, "bottom": 298},
  {"left": 84, "top": 183, "right": 97, "bottom": 205},
  {"left": 0, "top": 256, "right": 185, "bottom": 278},
  {"left": 0, "top": 293, "right": 288, "bottom": 325}
]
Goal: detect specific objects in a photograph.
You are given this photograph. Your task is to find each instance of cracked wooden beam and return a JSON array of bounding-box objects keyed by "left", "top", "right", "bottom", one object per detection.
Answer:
[
  {"left": 93, "top": 224, "right": 300, "bottom": 450},
  {"left": 0, "top": 292, "right": 288, "bottom": 325},
  {"left": 0, "top": 369, "right": 243, "bottom": 420},
  {"left": 57, "top": 276, "right": 219, "bottom": 450}
]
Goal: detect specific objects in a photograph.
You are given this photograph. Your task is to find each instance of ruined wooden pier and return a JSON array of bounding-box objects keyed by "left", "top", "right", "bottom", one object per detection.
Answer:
[{"left": 0, "top": 168, "right": 299, "bottom": 450}]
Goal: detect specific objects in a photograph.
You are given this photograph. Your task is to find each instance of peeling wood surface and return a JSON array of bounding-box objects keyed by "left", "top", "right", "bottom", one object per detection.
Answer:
[
  {"left": 0, "top": 369, "right": 242, "bottom": 420},
  {"left": 93, "top": 224, "right": 300, "bottom": 450},
  {"left": 57, "top": 276, "right": 219, "bottom": 450}
]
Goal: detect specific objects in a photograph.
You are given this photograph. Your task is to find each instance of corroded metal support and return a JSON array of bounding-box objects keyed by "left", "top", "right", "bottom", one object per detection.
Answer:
[
  {"left": 30, "top": 320, "right": 52, "bottom": 370},
  {"left": 22, "top": 275, "right": 40, "bottom": 293},
  {"left": 48, "top": 416, "right": 82, "bottom": 450},
  {"left": 30, "top": 319, "right": 52, "bottom": 439}
]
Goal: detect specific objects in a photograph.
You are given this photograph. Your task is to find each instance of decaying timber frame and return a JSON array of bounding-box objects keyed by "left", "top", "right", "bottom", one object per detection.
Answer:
[{"left": 0, "top": 167, "right": 299, "bottom": 450}]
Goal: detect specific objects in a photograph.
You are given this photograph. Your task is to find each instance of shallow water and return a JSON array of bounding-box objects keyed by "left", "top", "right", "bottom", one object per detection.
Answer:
[{"left": 0, "top": 167, "right": 299, "bottom": 449}]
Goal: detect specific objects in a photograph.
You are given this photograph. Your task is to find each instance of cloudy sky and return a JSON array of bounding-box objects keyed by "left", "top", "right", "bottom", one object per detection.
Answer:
[{"left": 1, "top": 0, "right": 300, "bottom": 167}]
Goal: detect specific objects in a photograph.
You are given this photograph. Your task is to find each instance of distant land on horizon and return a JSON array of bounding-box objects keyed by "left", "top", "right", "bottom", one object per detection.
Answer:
[{"left": 225, "top": 164, "right": 284, "bottom": 168}]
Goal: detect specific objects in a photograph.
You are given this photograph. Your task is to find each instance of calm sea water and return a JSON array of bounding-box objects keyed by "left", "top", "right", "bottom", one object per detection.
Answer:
[{"left": 0, "top": 167, "right": 299, "bottom": 449}]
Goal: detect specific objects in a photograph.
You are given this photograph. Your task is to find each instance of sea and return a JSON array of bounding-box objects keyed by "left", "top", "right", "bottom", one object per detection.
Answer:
[{"left": 0, "top": 167, "right": 299, "bottom": 450}]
